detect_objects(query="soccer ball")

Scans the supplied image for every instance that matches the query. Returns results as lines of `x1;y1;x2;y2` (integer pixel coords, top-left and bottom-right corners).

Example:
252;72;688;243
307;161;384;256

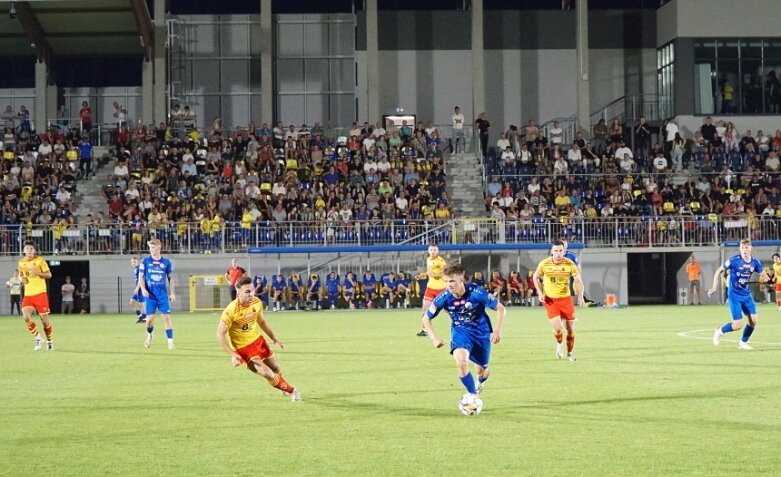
459;393;483;416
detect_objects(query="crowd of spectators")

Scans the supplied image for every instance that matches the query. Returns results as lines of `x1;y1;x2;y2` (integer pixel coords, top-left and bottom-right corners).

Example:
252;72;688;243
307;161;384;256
0;103;98;253
482;114;781;243
99;116;452;251
5;95;781;254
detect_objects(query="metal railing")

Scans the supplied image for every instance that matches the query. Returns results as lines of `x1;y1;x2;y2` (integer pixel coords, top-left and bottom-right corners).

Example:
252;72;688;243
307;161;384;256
0;215;776;256
589;94;672;128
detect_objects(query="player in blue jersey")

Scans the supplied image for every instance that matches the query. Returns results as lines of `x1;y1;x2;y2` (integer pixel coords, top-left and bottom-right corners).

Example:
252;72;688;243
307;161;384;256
395;272;412;309
270;274;287;311
325;272;340;309
252;273;269;306
343;271;357;309
138;239;176;349
362;271;377;309
288;274;305;310
380;272;397;309
129;258;147;323
421;262;507;397
307;274;321;310
708;239;770;350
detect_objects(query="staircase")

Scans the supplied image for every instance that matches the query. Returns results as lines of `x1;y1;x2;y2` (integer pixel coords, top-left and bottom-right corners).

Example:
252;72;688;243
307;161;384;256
447;152;487;218
73;146;114;217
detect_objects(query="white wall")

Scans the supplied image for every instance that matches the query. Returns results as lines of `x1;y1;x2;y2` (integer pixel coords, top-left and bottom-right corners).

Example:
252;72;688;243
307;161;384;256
672;0;781;39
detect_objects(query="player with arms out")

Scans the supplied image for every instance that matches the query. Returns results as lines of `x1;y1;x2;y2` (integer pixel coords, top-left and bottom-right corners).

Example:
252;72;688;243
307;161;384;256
129;258;147;323
18;240;53;351
139;238;176;349
708;239;770;350
421;262;506;398
217;276;301;401
533;240;585;361
417;243;446;337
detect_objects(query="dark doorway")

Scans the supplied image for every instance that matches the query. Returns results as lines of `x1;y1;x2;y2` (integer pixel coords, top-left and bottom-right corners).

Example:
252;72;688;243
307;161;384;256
628;252;691;304
48;260;90;314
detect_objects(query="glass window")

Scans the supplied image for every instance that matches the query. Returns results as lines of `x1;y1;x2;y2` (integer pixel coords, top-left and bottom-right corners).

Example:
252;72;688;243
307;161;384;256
694;40;716;60
740;39;763;59
765;63;781;113
717;40;739;59
716;60;739;114
740;60;763;113
765;39;781;58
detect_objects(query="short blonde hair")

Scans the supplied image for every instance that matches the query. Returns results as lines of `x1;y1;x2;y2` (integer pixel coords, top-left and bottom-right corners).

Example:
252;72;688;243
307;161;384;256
147;238;162;246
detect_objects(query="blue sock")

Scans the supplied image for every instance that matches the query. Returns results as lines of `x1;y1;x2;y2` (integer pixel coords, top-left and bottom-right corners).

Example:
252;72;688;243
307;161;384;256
478;371;489;384
721;323;734;334
141;314;146;320
147;326;154;334
135;310;141;318
459;372;476;394
165;329;173;339
741;325;755;342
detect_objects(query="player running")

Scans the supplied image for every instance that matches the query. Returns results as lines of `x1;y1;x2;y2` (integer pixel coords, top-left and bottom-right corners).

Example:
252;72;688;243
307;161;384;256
139;238;176;349
708;239;770;350
421;262;506;397
18;240;53;351
417;243;446;337
218;276;301;401
533;240;585;361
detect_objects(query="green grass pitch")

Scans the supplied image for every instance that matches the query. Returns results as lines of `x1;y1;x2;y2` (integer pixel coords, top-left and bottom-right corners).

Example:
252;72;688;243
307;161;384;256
2;305;781;476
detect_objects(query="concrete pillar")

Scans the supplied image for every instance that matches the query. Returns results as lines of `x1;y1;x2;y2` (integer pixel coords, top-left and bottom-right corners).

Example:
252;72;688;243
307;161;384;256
576;0;590;134
142;60;154;125
365;0;379;123
153;0;167;125
260;0;273;124
34;61;47;132
471;0;485;121
45;80;57;128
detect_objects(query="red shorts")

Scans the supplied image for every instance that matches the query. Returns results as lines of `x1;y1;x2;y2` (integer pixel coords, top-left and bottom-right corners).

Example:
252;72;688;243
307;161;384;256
235;336;273;365
424;287;445;301
775;284;781;293
22;293;50;315
543;296;575;320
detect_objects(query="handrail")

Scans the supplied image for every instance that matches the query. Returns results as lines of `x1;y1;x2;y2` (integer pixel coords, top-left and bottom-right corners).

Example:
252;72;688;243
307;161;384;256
0;215;775;256
293;220;453;276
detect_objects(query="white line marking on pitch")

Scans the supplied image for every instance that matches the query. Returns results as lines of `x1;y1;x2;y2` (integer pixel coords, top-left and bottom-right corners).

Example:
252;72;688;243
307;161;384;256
677;329;781;347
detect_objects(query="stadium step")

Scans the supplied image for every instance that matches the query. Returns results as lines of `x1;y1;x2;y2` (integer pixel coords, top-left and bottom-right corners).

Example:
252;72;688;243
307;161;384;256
73;147;115;217
447;152;487;217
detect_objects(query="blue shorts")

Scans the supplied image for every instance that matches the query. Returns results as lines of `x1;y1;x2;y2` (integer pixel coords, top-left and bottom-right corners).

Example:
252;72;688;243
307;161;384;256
145;292;171;315
344;289;354;298
449;327;491;368
131;291;145;303
728;293;756;320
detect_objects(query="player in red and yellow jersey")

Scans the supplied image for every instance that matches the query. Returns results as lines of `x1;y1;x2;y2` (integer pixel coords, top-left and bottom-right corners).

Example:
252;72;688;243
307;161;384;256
18;240;53;351
217;276;301;401
533;240;585;361
417;243;447;337
772;254;781;311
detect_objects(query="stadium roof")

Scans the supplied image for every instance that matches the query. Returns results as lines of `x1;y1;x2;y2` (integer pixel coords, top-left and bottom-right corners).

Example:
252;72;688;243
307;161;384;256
0;0;149;58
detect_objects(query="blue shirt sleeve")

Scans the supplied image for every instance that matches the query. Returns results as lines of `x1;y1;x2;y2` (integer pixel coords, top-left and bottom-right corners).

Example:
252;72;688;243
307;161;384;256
473;285;499;310
425;293;446;319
